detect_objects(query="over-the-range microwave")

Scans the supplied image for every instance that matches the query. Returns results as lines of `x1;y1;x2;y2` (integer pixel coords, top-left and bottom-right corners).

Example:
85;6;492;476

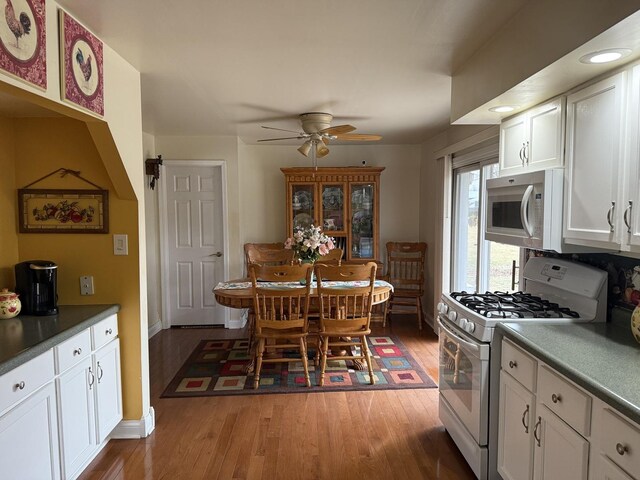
485;168;563;250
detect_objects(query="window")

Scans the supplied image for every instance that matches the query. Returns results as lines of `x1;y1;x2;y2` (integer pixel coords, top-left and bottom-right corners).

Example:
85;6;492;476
451;161;520;293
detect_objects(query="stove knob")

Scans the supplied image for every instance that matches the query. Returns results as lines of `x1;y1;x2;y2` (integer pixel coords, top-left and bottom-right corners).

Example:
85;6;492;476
465;321;476;334
437;302;448;315
448;310;457;322
459;317;468;329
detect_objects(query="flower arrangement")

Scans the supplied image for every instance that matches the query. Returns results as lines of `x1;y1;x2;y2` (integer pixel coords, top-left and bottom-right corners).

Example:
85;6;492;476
284;225;335;262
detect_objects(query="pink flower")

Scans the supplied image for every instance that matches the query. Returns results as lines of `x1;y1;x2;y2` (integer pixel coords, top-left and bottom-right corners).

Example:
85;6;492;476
319;244;329;255
327;238;334;250
284;238;293;249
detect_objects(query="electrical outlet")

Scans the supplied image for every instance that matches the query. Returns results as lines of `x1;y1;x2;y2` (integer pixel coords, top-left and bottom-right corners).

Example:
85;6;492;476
80;276;94;295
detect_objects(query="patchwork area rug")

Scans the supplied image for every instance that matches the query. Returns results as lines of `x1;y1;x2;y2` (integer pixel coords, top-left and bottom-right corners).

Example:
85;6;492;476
161;335;437;397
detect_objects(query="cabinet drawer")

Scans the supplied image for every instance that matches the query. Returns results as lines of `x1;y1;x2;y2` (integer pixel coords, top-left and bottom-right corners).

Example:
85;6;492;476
0;349;54;414
54;329;91;374
501;339;537;391
538;364;591;436
92;315;118;350
601;408;640;478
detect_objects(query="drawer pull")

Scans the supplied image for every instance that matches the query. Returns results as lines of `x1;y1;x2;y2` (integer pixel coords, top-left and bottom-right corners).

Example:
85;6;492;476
106;328;113;335
533;416;542;447
521;404;530;433
509;360;517;369
73;348;82;356
14;381;25;391
551;393;562;404
616;443;628;456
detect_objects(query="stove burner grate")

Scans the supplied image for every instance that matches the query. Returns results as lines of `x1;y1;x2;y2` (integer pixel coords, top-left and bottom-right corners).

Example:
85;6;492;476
451;291;579;319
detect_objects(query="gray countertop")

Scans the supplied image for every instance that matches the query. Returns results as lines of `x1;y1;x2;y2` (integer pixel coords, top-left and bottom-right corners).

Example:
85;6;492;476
497;321;640;424
0;304;120;376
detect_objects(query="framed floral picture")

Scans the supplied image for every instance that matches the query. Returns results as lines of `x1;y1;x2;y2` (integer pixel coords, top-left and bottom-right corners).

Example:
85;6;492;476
59;9;103;116
0;0;46;89
18;189;109;233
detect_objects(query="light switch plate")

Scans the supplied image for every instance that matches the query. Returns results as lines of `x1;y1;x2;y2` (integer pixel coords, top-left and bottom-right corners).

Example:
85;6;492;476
113;234;128;255
80;276;94;295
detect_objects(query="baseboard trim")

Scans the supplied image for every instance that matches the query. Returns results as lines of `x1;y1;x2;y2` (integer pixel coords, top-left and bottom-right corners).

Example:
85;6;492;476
111;406;156;439
148;321;162;339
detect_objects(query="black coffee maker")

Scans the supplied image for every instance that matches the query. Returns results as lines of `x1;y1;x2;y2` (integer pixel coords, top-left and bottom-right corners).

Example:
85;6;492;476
15;260;59;316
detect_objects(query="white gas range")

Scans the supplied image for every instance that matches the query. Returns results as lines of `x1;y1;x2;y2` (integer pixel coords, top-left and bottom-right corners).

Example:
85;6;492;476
436;257;608;480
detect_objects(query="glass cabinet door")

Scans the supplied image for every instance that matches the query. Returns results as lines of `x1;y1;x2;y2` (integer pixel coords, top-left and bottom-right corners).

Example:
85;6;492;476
320;183;345;234
291;184;315;231
350;183;375;259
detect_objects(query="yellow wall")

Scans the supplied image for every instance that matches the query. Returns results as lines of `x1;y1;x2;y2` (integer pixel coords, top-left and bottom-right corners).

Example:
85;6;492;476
0;118;18;288
11;117;142;418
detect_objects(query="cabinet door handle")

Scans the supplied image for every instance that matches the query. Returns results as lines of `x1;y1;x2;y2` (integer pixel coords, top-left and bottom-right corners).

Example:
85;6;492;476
616;443;628;456
521;404;530;433
97;362;104;383
14;381;25;391
607;202;616;232
551;393;561;404
524;141;530;164
624;201;633;234
509;360;518;369
519;145;525;166
533;416;542;447
88;367;95;389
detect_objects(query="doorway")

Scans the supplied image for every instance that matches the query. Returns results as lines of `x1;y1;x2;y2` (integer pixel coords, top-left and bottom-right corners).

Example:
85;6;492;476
159;161;228;327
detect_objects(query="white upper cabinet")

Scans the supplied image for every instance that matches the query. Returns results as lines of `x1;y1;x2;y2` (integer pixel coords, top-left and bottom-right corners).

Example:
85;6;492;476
624;64;640;252
499;97;565;176
563;71;627;250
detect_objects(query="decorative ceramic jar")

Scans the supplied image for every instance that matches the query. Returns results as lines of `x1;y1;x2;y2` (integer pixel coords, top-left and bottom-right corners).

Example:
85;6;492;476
631;305;640;344
0;288;21;319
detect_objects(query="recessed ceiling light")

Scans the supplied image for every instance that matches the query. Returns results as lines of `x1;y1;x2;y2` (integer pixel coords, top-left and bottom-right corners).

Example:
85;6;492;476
489;105;517;113
579;48;632;64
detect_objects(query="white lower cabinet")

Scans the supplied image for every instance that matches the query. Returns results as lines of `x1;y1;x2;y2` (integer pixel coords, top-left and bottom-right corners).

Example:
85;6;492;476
0;314;122;480
57;356;97;479
498;370;536;480
94;338;123;443
0;382;60;480
534;404;590;480
498;339;591;480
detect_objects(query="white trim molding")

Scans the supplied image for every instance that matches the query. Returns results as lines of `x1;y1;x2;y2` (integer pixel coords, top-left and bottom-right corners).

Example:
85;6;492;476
148;320;162;339
111;406;156;439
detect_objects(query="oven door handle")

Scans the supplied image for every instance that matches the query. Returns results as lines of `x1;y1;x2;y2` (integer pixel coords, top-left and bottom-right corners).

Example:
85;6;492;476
437;316;480;355
520;184;534;238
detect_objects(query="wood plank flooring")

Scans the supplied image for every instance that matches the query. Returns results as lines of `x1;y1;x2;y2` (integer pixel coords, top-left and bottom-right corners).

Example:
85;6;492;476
79;316;475;480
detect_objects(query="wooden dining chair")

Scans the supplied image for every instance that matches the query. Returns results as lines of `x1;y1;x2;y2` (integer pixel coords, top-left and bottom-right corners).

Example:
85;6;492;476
315;247;343;266
249;263;313;389
244;243;294;274
384;242;427;330
314;262;377;386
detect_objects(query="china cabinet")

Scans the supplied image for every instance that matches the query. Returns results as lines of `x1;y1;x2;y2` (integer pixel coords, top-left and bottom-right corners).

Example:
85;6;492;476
282;167;384;263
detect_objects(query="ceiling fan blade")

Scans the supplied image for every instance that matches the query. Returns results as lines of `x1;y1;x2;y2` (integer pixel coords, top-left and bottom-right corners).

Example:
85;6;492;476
261;126;305;134
257;136;306;142
320;124;356;135
334;133;382;141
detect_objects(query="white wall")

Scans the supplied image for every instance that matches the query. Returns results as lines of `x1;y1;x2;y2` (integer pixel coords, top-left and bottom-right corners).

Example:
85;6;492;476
143;133;161;335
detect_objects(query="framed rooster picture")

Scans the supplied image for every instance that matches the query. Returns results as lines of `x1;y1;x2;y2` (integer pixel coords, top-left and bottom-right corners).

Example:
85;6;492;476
59;9;103;116
0;0;46;89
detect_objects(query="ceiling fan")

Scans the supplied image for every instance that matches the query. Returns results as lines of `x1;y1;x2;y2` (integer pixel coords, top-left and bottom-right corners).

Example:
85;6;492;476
257;112;382;165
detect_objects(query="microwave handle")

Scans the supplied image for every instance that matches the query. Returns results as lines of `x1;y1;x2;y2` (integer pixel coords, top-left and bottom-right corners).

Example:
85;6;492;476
520;185;534;237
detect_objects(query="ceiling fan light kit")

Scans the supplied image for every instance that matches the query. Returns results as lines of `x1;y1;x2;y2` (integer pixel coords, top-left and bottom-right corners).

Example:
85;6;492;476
257;112;382;162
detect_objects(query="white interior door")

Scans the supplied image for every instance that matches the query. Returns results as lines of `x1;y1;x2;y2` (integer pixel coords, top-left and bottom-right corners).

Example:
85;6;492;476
162;163;226;326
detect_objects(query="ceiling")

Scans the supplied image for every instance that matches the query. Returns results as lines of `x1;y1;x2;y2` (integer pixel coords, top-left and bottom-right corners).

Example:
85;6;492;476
52;0;530;145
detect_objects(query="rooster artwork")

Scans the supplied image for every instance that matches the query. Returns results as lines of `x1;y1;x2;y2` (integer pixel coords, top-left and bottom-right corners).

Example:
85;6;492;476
4;0;31;49
75;47;92;82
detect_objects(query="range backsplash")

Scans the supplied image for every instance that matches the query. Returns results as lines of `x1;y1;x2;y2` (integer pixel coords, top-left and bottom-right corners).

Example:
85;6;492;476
526;249;640;321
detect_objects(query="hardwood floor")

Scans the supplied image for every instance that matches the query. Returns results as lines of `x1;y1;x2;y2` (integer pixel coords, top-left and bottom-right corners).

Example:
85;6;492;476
79;316;475;480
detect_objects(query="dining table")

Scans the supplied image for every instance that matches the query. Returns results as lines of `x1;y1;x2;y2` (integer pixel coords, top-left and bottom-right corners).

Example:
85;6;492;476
213;278;393;372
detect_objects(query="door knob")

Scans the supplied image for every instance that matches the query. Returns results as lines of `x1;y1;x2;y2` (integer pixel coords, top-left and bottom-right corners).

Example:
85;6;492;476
209;252;223;257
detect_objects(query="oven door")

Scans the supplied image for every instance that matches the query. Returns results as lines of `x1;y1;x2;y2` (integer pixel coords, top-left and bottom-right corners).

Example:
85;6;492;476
438;315;490;446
